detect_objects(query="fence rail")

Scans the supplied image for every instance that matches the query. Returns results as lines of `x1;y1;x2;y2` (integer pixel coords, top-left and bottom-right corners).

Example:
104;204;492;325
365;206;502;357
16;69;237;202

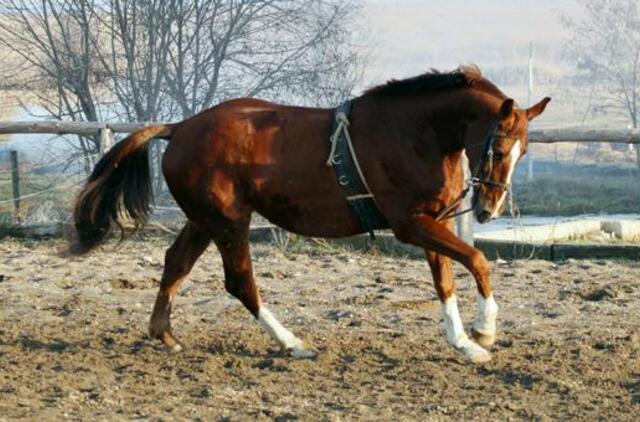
528;128;640;144
2;120;640;244
0;121;160;135
3;120;640;143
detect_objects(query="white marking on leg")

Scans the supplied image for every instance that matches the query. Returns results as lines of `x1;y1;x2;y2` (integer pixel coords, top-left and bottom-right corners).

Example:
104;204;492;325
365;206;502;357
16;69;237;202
441;295;491;363
473;294;498;346
257;307;316;358
473;294;498;334
491;140;521;218
442;295;467;347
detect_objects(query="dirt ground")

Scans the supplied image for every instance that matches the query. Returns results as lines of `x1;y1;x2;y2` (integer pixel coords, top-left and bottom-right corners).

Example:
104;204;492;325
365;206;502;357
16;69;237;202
1;234;639;421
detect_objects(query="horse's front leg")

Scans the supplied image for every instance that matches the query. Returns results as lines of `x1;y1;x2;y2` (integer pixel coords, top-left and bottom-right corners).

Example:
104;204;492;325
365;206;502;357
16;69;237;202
395;214;497;363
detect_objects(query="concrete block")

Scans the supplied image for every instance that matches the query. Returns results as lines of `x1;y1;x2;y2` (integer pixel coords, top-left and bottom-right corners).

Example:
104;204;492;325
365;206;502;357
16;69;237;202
601;220;640;241
475;220;601;243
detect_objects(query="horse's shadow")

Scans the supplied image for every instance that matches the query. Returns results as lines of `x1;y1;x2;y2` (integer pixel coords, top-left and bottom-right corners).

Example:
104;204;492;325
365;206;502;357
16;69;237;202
624;376;640;405
477;366;543;390
17;335;71;353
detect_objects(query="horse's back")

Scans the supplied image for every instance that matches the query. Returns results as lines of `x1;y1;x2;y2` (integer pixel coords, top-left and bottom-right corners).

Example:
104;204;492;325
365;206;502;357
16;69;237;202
162;98;362;236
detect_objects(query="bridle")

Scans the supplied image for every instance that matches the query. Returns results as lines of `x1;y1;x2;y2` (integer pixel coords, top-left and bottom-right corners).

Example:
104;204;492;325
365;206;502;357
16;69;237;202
435;120;520;221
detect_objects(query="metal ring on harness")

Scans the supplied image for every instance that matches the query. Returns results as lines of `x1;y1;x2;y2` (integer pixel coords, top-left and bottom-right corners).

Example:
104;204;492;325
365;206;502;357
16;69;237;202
326;100;389;238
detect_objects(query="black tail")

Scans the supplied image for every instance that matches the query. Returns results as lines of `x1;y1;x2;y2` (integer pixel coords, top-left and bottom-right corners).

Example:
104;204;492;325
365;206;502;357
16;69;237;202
70;124;173;254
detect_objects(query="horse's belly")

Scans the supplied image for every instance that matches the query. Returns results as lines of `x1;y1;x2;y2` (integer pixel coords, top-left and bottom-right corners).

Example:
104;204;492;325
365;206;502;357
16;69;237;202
252;193;362;238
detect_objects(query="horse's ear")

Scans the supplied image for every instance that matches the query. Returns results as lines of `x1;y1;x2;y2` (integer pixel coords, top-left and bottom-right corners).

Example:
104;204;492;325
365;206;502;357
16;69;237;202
498;98;515;120
526;97;551;121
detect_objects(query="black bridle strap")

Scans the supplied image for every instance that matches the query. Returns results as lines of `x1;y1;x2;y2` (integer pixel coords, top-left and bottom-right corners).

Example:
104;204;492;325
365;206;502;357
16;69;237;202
435;177;511;222
471;120;499;178
435;120;513;222
435;184;473;221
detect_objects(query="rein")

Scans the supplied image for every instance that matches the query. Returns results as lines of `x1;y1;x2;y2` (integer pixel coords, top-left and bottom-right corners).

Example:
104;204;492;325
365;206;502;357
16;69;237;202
435;122;516;222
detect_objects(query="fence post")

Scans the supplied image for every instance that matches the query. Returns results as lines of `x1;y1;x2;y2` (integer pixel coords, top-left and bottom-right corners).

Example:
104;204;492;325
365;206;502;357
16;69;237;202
149;139;166;195
525;42;535;182
456;153;474;245
99;127;114;155
9;150;21;223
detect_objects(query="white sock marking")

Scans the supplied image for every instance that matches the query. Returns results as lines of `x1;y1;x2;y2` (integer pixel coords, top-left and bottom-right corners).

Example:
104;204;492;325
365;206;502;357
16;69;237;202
441;295;491;363
473;294;498;336
441;295;468;348
258;307;301;348
257;307;315;357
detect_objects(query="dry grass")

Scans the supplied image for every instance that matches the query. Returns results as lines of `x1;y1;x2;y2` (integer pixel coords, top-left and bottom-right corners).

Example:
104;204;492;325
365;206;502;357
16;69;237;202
514;175;640;216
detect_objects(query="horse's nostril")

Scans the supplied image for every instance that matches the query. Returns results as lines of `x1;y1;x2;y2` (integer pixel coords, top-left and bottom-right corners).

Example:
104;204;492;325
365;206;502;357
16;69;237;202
476;211;492;223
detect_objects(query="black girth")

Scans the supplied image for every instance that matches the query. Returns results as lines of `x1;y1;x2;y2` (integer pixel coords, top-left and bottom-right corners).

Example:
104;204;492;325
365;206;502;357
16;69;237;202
327;101;388;239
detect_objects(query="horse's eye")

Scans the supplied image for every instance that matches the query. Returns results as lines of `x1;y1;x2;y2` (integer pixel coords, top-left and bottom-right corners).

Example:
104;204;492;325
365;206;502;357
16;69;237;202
493;151;504;161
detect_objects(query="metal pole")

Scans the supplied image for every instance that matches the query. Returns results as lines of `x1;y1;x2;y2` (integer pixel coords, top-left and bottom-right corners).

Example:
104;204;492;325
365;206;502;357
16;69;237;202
457;153;474;245
9;150;21;223
99;127;114;155
525;42;534;182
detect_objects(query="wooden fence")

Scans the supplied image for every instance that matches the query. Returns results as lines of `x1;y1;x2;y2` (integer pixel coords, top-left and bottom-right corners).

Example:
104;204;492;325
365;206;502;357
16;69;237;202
1;121;640;243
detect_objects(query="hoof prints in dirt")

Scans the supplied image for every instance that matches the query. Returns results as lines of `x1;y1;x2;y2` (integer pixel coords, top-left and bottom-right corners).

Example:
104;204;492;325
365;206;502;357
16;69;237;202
1;238;640;420
109;278;158;290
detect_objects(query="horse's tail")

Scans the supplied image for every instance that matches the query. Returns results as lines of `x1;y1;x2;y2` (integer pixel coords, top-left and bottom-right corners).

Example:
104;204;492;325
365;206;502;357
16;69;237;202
70;124;174;255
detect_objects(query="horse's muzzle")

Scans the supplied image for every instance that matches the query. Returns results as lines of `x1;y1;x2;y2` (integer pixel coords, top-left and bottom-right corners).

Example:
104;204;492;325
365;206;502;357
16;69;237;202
475;210;492;224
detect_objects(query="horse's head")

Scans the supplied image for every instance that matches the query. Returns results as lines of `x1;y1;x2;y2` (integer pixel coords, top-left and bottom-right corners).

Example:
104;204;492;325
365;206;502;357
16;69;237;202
471;96;550;223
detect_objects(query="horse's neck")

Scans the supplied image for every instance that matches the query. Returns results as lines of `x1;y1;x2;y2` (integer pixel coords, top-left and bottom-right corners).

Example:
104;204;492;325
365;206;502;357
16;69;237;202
354;89;495;152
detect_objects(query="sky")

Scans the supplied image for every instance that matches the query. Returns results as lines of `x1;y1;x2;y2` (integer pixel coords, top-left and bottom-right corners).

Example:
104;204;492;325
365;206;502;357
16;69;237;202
359;0;580;85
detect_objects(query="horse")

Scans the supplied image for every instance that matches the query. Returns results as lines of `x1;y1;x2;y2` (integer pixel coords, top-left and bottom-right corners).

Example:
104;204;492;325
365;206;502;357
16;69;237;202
70;65;550;363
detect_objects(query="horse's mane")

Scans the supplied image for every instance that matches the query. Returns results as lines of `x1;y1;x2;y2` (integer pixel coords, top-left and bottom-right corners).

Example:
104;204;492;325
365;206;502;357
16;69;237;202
362;65;504;98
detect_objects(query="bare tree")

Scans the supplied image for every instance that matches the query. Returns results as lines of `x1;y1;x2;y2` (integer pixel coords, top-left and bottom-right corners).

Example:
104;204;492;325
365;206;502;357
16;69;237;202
162;0;364;118
91;0;174;122
0;0;106;164
563;0;640;169
0;1;365;159
92;0;176;192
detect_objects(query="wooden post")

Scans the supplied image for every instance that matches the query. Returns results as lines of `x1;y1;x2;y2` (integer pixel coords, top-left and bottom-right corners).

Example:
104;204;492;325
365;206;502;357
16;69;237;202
99;127;114;155
153;140;164;194
9;150;21;223
456;153;474;245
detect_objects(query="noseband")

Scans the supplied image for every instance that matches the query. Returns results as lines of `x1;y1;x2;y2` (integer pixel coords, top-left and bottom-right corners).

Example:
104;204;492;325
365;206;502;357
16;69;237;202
436;121;519;221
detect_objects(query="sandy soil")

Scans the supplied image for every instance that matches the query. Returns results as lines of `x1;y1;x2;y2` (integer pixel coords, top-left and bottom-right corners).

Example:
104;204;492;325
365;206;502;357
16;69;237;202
1;234;639;421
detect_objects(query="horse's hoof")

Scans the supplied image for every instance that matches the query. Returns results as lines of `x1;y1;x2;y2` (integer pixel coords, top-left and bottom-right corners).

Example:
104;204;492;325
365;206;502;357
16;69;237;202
459;340;492;364
471;327;496;347
169;343;184;354
467;348;492;364
153;330;184;353
287;346;318;359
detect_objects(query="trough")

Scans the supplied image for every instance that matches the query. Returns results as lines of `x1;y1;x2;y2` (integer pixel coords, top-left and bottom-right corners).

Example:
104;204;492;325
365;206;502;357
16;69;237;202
474;219;640;243
475;220;601;243
475;219;640;260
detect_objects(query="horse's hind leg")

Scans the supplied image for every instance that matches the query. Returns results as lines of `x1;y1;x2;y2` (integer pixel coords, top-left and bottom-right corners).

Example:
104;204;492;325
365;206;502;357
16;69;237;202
211;219;316;358
149;221;211;352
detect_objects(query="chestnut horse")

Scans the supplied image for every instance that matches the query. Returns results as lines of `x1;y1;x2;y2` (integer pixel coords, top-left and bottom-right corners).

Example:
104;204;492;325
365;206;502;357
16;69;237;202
71;66;549;363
